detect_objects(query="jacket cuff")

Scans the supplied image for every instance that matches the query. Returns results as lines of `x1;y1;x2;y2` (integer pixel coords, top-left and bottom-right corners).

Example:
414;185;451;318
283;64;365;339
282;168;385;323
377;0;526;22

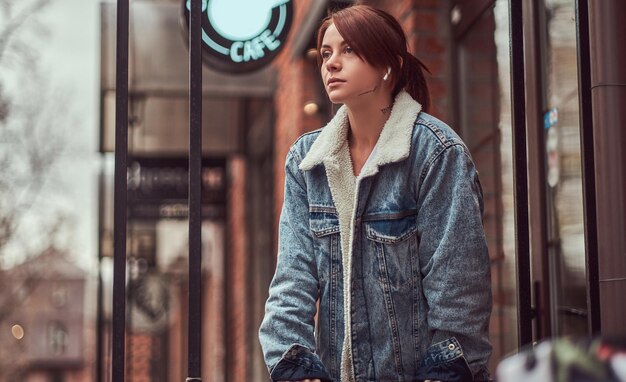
269;344;332;382
415;337;474;382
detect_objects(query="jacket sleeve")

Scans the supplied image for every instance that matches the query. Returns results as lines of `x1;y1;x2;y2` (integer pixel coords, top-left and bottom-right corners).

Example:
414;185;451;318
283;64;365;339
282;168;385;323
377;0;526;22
415;144;492;380
258;148;331;381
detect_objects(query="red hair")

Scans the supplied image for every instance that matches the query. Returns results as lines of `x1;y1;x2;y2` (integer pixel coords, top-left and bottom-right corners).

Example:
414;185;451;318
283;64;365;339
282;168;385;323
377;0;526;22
316;5;431;112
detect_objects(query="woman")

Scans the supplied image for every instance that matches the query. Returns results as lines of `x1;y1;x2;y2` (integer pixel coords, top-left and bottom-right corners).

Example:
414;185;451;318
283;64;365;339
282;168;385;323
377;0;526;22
259;5;492;382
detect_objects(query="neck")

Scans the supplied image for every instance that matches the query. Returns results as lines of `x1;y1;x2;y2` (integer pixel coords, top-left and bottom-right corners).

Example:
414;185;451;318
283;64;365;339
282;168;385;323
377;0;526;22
345;93;394;149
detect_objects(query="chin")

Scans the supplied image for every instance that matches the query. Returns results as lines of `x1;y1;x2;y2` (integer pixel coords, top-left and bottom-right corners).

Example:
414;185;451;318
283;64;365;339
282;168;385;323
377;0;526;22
328;97;343;105
326;90;351;105
326;94;344;105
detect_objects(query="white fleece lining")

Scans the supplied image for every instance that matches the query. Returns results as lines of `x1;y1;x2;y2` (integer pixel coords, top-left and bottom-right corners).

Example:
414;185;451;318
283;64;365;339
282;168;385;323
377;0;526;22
327;141;358;382
299;91;422;174
299;91;422;381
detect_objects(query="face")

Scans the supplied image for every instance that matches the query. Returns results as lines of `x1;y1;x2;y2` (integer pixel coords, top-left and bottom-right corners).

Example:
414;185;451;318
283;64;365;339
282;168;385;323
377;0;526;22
320;24;386;105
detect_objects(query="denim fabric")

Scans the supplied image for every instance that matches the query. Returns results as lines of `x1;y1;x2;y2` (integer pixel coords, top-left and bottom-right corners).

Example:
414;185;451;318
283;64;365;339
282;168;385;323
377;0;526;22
414;338;473;381
259;109;492;381
270;344;333;381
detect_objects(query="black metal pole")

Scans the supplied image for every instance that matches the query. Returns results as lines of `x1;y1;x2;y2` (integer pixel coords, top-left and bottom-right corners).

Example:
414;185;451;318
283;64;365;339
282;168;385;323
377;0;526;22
96;167;104;382
187;0;203;380
112;0;129;380
509;0;533;347
574;0;601;335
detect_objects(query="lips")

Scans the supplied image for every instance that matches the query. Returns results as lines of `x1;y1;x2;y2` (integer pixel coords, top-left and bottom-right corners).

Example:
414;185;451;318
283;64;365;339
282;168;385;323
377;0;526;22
327;77;346;86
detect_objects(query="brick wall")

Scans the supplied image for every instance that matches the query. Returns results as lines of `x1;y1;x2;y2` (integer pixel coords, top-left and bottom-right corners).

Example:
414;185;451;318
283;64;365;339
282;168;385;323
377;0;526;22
225;156;247;381
373;0;452;120
272;0;325;241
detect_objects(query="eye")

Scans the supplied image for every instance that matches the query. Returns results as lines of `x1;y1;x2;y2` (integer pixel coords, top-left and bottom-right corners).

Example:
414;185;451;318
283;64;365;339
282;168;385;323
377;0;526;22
344;46;353;54
320;50;332;60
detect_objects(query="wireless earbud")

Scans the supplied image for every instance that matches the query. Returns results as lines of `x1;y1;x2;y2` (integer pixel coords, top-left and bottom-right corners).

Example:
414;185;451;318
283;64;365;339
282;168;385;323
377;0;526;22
383;67;391;81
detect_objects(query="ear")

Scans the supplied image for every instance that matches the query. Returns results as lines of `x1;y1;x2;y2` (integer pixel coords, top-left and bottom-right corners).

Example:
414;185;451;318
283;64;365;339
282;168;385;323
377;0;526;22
383;66;391;80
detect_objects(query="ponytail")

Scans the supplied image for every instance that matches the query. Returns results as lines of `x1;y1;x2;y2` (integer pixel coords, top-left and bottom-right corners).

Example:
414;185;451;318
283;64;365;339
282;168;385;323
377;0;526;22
395;53;431;113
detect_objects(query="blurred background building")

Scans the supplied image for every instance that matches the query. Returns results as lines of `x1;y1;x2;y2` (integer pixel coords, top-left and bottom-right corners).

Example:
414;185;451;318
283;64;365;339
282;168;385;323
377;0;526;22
0;249;89;381
1;0;624;381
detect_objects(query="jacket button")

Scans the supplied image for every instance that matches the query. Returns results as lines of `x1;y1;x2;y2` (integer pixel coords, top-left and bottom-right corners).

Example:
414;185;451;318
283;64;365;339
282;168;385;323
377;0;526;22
448;343;456;351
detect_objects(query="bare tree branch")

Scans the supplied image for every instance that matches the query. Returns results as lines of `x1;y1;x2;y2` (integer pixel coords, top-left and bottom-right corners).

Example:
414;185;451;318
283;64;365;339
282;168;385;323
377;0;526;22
0;0;50;65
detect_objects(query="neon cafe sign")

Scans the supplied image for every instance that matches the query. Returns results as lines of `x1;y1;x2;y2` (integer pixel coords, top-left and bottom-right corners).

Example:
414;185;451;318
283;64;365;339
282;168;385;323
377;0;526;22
182;0;293;73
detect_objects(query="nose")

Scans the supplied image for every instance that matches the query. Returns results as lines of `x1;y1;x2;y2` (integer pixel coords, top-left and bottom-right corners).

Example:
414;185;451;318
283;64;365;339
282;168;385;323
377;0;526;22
325;53;341;73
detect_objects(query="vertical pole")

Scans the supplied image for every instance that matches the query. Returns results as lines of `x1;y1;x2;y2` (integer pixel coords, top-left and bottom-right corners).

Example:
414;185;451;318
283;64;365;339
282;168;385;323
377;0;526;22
523;0;552;340
575;0;601;335
187;0;203;380
112;0;129;380
96;167;105;382
509;0;533;347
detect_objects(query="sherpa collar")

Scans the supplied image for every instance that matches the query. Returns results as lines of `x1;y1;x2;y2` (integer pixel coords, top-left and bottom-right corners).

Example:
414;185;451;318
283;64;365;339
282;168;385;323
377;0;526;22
299;90;422;178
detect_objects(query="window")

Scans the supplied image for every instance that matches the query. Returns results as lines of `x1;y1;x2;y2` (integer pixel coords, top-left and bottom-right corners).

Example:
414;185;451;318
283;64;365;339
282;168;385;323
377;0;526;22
47;321;68;356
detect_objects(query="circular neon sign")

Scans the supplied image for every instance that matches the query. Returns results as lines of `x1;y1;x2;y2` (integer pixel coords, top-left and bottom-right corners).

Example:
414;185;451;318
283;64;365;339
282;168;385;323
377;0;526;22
182;0;293;73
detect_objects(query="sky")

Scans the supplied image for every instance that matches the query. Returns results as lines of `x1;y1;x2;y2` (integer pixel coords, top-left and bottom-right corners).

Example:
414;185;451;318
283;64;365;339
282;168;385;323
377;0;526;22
47;0;101;270
26;0;101;270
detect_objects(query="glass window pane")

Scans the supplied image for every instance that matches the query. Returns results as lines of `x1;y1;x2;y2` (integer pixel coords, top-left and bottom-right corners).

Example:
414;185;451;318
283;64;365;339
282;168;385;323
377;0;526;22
544;0;587;336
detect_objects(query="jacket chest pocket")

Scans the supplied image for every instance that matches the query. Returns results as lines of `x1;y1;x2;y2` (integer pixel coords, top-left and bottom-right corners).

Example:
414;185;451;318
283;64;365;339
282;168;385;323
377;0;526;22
309;211;341;284
364;211;419;290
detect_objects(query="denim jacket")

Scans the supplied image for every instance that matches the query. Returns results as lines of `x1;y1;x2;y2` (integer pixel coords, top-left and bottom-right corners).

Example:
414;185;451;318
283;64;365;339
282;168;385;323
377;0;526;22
259;91;492;381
